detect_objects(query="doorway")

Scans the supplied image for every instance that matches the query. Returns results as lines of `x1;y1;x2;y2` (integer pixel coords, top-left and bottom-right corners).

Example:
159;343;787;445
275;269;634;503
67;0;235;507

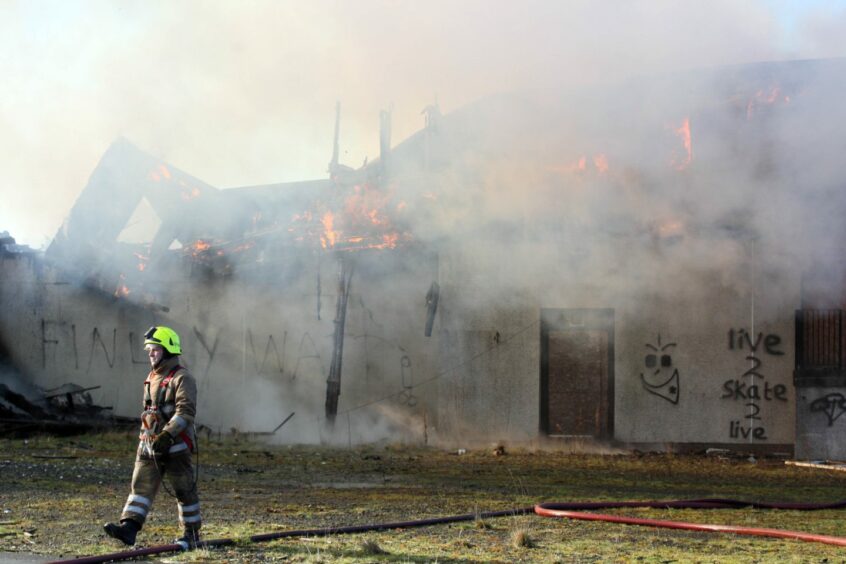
540;308;614;439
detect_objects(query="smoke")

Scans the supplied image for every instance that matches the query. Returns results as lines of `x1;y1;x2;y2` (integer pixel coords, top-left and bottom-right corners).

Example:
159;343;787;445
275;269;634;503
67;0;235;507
2;1;843;248
3;1;846;445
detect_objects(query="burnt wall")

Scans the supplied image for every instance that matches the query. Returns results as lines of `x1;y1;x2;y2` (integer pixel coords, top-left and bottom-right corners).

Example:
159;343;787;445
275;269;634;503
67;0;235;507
0;248;438;444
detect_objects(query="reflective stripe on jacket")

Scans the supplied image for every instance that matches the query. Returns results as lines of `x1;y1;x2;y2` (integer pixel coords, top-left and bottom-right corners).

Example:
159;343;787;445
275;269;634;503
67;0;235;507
140;355;197;453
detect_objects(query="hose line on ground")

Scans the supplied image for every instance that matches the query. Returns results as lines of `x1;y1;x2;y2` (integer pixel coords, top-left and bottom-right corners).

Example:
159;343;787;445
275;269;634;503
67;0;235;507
46;498;846;564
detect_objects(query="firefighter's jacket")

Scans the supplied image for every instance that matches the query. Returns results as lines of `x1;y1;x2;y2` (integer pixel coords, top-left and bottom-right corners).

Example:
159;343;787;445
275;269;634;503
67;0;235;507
140;355;197;456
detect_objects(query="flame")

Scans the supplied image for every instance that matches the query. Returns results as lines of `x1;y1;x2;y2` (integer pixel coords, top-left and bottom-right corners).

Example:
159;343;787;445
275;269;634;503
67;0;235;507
290;181;409;252
671;117;692;170
180;187;201;201
746;86;790;119
147;164;172;182
344;184;392;226
320;211;338;249
379;233;399;249
133;251;149;272
114;274;130;298
229;242;255;254
548;153;609;175
185;239;212;257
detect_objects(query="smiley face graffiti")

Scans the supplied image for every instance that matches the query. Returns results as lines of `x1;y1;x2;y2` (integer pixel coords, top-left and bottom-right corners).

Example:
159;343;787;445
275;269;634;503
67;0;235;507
640;334;680;405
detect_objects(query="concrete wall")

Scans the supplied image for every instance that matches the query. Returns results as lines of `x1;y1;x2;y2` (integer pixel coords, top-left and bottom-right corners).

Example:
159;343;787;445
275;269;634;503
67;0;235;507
614;267;796;446
0;250;438;444
795;386;846;460
0;232;805;449
433;232;799;448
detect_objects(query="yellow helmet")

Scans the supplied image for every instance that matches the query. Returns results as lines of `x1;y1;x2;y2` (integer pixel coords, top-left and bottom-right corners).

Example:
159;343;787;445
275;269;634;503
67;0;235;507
143;326;182;355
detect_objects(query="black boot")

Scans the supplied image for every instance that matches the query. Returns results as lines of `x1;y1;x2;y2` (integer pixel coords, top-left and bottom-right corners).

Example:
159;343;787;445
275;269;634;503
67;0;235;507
175;527;201;550
103;519;140;546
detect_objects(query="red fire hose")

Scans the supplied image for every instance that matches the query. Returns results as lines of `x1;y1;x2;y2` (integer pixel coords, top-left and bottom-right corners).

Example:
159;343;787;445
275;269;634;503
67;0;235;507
46;498;846;563
535;504;846;548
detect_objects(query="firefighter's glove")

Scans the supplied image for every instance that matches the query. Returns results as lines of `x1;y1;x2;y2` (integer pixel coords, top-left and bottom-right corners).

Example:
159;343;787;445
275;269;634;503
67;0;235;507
151;431;174;457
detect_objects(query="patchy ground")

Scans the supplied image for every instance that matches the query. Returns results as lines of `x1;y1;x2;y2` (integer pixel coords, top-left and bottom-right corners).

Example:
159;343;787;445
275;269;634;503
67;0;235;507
1;433;846;563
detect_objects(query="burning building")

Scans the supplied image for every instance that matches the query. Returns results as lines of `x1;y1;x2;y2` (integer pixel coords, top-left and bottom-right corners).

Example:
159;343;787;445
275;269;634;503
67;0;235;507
1;58;845;458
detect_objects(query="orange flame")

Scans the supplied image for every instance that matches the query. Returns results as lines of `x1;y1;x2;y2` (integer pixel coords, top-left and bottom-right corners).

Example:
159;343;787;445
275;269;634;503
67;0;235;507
321;211;338;249
379;233;399;249
548;153;609;175
671;117;692;170
133;251;149;272
291;181;409;252
114;274;130;298
186;240;211;257
147;164;172;182
180;187;201;201
746;86;790;119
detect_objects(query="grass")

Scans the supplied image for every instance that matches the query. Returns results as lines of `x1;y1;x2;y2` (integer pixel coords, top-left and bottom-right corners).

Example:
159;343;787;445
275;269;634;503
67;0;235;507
1;433;846;562
510;527;536;548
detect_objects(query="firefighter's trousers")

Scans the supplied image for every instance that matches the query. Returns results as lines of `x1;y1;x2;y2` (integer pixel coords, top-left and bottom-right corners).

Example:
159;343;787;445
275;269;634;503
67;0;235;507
120;448;201;532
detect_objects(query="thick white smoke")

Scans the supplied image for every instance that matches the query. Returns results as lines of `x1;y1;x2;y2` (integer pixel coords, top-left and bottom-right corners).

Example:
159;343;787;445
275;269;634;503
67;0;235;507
1;1;844;247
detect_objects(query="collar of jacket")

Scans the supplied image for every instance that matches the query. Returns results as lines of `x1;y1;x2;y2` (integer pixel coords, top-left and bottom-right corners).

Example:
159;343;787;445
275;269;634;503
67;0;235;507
152;355;181;376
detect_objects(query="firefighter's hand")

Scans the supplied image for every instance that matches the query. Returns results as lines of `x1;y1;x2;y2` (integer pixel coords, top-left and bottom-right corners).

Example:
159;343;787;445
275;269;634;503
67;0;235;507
151;431;174;457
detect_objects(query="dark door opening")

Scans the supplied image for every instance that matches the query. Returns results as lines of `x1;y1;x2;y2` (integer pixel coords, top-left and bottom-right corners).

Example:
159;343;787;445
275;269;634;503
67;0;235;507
540;308;614;439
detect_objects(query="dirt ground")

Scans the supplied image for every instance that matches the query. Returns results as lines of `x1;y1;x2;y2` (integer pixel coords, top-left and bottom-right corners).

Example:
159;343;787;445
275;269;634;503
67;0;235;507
2;432;846;563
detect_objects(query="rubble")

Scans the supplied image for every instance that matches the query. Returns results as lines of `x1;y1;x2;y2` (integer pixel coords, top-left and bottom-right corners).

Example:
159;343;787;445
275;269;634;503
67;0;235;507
0;372;135;437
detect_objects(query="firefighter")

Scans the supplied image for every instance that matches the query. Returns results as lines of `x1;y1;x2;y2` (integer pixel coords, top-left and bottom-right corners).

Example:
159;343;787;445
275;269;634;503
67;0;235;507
103;326;202;549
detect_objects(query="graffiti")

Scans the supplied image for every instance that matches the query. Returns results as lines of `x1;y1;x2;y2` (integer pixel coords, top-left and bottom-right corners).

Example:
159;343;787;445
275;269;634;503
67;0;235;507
721;379;787;401
722;328;787;441
727;328;784;355
245;329;286;377
291;332;324;381
640;334;679;404
729;419;766;439
128;332;149;364
34;319;428;399
87;327;117;369
72;324;79;369
42;320;116;371
810;393;846;426
192;326;220;379
41;319;59;369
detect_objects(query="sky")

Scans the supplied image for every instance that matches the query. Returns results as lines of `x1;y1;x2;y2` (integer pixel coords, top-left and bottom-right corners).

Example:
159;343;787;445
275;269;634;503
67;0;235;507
1;0;845;248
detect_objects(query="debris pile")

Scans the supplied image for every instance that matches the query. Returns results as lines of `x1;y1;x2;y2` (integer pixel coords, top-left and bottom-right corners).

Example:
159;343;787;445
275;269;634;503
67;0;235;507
0;372;135;437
